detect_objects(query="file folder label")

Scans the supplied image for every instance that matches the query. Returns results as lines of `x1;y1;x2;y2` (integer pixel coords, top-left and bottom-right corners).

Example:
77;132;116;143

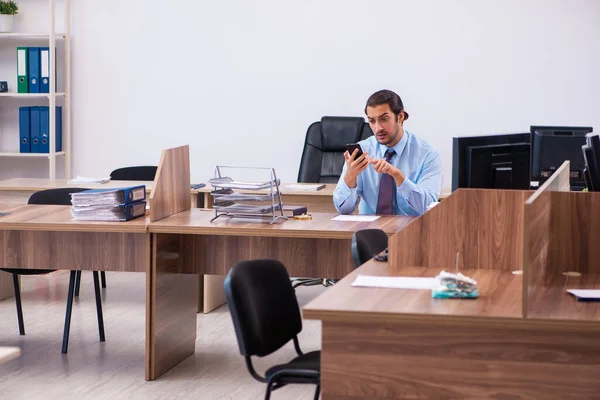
17;47;28;93
40;47;49;93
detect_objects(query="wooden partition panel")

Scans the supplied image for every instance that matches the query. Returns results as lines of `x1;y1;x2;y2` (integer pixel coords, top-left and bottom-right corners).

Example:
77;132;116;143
149;145;191;222
147;233;197;380
547;192;600;274
388;188;531;274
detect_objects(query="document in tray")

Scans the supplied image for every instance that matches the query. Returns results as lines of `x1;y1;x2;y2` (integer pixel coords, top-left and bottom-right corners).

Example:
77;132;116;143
567;289;600;301
67;175;110;184
282;184;325;191
332;215;380;222
352;275;437;289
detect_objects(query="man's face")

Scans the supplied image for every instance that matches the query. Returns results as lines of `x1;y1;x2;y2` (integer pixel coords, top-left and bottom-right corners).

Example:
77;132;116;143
366;104;403;146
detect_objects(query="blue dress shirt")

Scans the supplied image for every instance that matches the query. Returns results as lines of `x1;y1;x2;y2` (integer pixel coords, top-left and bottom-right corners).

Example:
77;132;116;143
333;130;442;216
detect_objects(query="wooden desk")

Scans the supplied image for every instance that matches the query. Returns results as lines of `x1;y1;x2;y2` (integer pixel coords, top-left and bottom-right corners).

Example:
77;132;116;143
0;178;199;302
0;178;200;207
149;210;413;279
304;261;600;399
197;183;452;212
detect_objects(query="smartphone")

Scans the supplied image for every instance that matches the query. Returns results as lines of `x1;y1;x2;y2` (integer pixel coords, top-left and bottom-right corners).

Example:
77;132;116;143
345;143;364;159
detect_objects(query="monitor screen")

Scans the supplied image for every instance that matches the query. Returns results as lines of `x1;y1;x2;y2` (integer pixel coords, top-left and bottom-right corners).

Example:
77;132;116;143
466;143;531;189
530;125;593;190
582;133;600;192
452;133;530;191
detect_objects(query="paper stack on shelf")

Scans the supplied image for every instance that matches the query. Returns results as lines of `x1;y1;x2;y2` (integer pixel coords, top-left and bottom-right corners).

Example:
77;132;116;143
70;185;146;221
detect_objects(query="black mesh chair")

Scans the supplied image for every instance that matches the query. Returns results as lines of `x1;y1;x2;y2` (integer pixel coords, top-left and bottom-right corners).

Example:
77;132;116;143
0;188;105;353
351;229;389;267
225;259;320;400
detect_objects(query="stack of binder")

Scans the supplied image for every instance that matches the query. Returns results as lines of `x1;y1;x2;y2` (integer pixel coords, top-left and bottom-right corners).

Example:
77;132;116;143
17;46;56;93
19;106;62;153
70;185;147;222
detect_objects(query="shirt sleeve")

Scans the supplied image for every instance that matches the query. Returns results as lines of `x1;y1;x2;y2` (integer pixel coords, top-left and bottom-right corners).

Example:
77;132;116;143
333;162;361;214
396;150;443;215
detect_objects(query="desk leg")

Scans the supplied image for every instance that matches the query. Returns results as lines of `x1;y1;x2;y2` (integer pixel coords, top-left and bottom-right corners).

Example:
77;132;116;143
146;233;198;381
201;275;227;313
0;270;13;301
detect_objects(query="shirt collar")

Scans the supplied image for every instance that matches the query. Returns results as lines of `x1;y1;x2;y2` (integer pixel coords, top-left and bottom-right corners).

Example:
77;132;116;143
378;129;409;157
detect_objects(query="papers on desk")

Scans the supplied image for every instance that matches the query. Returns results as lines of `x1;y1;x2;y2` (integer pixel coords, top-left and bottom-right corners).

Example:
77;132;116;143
352;275;437;289
567;289;600;301
332;215;380;222
282;184;325;191
67;175;110;184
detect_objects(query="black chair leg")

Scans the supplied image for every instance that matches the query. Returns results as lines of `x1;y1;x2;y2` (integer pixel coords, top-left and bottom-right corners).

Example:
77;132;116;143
62;271;77;353
264;381;273;400
313;383;320;400
100;271;107;288
93;271;106;342
74;270;81;296
12;273;25;335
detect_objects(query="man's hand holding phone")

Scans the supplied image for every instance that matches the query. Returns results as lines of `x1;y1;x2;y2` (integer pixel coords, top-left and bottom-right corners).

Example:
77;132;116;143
343;144;369;188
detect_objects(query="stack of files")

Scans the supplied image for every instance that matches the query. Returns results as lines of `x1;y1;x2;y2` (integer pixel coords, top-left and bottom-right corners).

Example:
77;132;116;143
17;46;56;94
19;106;62;153
70;185;147;222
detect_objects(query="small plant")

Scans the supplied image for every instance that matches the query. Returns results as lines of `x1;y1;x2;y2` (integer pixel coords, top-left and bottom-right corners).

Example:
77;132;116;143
0;1;18;15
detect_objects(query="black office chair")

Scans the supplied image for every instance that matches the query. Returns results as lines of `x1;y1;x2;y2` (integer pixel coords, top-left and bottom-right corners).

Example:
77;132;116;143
351;229;389;267
0;188;105;353
294;117;373;288
225;259;320;400
297;116;373;183
109;165;157;181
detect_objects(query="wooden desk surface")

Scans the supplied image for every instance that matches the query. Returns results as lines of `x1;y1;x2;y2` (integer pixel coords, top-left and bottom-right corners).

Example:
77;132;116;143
148;209;414;239
0;204;148;233
528;273;600;322
304;260;523;324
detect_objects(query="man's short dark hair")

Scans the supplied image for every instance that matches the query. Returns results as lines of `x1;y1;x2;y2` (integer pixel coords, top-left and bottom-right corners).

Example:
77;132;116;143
365;89;409;120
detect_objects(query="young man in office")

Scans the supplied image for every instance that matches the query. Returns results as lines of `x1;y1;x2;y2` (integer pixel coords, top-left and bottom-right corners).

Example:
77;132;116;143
333;89;442;216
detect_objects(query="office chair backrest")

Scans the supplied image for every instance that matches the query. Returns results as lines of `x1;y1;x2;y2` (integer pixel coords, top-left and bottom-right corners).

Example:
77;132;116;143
224;259;302;357
351;229;389;267
28;187;89;205
110;166;157;181
298;116;373;183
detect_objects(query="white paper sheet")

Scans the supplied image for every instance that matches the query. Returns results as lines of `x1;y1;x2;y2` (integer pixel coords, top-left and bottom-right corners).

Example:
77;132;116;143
351;275;437;289
282;184;325;191
567;289;600;300
332;215;380;222
67;175;110;184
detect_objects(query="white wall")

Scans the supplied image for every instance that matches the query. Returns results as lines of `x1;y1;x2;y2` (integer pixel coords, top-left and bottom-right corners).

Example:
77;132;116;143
2;0;600;187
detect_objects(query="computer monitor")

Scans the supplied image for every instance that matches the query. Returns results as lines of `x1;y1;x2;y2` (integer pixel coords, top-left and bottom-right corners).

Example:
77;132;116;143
530;125;593;190
582;133;600;192
452;133;531;191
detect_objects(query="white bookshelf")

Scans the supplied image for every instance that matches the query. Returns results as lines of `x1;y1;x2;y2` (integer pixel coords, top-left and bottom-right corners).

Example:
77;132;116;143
0;0;71;179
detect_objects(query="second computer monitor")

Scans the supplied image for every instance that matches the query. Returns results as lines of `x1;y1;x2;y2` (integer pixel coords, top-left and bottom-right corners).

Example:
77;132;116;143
452;133;531;191
530;125;593;190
